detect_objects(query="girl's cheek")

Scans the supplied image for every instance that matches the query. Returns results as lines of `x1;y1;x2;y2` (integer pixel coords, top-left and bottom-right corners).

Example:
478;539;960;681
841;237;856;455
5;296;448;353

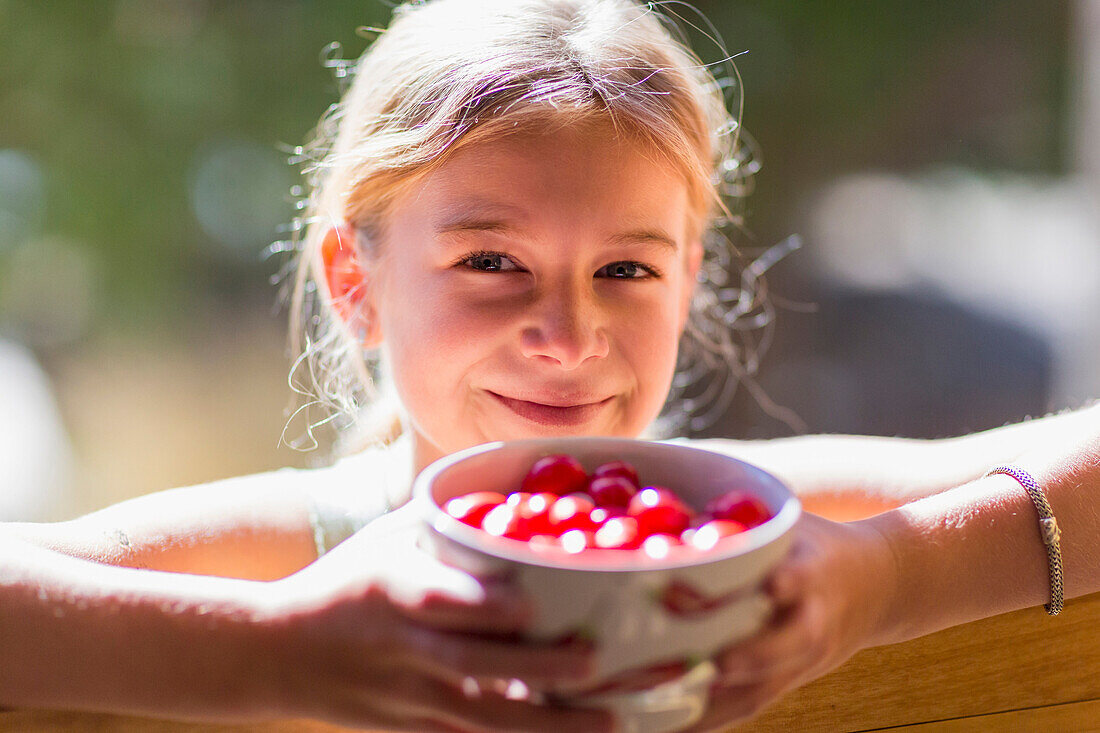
441;300;523;339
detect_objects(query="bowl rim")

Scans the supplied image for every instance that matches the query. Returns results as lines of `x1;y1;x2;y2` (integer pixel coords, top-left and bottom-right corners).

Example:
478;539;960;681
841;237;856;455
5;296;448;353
413;437;802;572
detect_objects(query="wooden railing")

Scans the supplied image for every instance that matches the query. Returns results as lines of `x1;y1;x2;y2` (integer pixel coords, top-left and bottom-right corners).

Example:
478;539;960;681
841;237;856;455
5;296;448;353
6;592;1100;732
741;591;1100;731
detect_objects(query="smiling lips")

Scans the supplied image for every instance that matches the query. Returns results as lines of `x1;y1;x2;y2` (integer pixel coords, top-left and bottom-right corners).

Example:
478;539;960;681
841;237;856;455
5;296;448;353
488;390;613;427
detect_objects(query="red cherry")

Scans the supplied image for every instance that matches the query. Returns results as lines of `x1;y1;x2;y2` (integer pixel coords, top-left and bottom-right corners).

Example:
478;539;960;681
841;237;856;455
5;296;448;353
588;476;638;509
444;491;507;527
628;487;692;537
641;533;681;559
528;492;557;510
589;507;616;527
688;511;713;530
481;503;528;540
689;519;748;551
463;457;766;559
592;460;640;488
528;534;559;550
594;516;642;549
559;529;596;554
515;492;557;535
481;493;555;540
548;495;598;534
705;490;771;528
522;454;588;495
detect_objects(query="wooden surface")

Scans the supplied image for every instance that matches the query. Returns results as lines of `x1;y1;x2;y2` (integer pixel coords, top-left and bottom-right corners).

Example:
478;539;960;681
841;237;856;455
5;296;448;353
738;591;1100;731
862;699;1100;732
7;592;1100;732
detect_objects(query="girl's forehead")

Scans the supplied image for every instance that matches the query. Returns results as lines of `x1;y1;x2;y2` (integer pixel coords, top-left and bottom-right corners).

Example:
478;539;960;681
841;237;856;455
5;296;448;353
418;126;692;214
375;128;698;268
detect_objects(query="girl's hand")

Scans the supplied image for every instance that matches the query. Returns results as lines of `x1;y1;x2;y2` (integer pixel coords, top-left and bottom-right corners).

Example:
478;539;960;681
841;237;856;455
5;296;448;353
261;506;612;733
687;513;897;731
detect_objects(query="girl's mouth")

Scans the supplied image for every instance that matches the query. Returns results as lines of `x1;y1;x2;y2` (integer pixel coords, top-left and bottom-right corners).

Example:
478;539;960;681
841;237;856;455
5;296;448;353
487;391;613;428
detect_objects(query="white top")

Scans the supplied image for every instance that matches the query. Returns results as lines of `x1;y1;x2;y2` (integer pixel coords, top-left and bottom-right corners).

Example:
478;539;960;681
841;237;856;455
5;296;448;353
305;432;415;556
304;433;694;557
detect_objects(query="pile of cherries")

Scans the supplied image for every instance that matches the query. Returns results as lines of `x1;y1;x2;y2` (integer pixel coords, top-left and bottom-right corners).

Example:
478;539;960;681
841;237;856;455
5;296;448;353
443;453;772;558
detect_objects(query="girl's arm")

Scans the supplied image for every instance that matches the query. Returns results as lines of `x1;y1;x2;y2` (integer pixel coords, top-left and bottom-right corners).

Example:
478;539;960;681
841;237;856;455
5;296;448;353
689;411;1100;729
0;510;608;730
0;529;284;719
2;469;325;580
869;428;1100;643
690;401;1100;519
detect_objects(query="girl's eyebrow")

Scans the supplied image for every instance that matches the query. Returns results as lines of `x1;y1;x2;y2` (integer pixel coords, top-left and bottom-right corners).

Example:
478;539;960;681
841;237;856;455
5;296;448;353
436;217;516;236
607;229;679;252
437;222;679;254
433;199;679;252
433;199;527;236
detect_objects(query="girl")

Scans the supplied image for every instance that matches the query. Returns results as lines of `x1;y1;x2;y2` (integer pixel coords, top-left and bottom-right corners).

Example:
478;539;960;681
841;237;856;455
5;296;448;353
3;1;1099;731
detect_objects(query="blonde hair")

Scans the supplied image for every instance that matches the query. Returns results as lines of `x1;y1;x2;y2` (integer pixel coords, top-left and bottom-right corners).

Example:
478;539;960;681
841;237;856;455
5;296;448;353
280;0;761;458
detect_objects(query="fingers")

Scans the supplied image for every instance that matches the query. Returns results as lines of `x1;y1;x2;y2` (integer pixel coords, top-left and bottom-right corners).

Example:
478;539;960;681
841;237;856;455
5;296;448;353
419;678;614;733
397;582;533;634
395;623;595;687
335;667;615;733
715;596;825;685
764;558;808;606
370;525;533;634
714;555;823;686
377;528;490;604
684;677;794;733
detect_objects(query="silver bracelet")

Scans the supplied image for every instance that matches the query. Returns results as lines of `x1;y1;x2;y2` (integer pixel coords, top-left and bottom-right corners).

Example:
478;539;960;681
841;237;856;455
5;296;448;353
984;465;1064;615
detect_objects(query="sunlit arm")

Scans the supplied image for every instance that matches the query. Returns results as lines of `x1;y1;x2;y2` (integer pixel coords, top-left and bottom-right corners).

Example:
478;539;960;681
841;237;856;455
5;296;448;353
0;469;320;712
2;470;322;580
689;413;1100;729
868;424;1100;645
0;530;283;720
0;510;607;730
691;401;1100;520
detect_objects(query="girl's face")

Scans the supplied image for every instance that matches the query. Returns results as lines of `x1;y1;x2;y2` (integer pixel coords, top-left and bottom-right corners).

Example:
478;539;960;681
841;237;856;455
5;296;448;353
351;125;702;472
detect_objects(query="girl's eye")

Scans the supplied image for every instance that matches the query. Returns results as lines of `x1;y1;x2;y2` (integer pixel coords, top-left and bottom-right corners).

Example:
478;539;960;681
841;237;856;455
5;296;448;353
454;252;658;279
596;261;659;279
458;251;522;273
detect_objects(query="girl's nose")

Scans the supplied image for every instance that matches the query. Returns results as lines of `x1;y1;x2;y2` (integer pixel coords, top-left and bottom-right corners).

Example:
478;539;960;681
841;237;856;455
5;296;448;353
520;285;609;370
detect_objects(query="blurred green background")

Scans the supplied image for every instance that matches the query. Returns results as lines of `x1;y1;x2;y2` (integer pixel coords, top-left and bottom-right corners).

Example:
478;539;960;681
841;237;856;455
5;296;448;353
0;0;1090;519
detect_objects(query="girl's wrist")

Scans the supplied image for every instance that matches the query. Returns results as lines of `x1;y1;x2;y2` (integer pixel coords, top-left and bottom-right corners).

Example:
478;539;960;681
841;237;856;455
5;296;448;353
100;573;287;723
860;503;964;648
852;513;907;649
246;576;325;721
186;579;291;721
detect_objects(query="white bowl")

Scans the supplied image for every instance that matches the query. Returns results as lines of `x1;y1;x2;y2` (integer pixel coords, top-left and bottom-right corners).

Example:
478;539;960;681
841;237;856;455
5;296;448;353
413;437;800;732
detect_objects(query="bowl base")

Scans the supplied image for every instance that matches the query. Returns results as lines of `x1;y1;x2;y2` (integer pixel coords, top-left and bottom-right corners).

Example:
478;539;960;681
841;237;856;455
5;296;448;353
563;660;717;733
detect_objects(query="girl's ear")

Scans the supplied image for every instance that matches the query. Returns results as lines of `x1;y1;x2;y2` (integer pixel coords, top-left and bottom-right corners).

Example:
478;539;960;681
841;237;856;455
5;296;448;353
320;225;383;348
679;238;704;330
